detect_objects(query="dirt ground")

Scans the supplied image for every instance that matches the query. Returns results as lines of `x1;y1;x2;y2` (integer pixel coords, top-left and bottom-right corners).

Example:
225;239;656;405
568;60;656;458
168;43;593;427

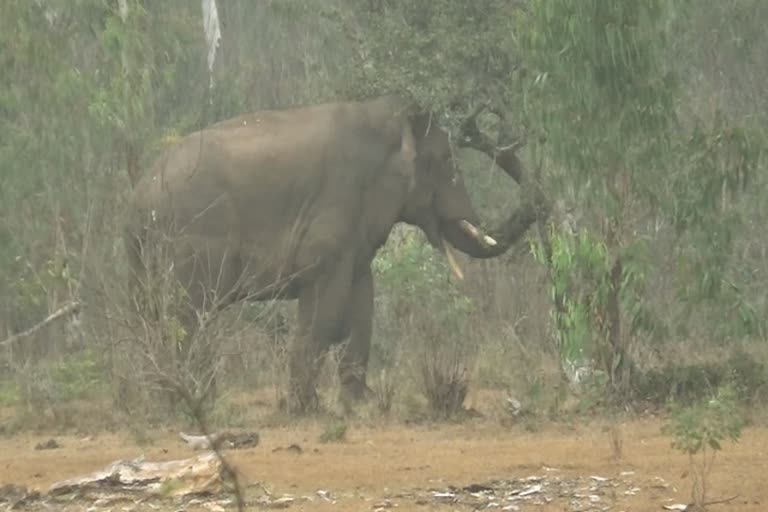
0;412;766;511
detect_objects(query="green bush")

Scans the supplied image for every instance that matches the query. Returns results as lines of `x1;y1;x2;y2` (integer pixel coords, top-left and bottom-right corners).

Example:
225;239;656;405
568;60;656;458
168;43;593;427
50;349;105;402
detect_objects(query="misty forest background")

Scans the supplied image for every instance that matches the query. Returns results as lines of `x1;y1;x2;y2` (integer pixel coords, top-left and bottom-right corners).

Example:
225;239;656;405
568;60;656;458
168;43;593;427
1;0;766;431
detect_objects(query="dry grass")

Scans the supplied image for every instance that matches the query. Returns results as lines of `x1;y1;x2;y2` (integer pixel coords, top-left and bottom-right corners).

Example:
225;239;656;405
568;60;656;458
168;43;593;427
416;339;472;419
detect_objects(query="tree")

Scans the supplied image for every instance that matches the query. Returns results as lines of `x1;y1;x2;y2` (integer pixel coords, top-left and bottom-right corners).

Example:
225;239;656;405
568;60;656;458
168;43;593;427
339;0;765;401
520;0;763;397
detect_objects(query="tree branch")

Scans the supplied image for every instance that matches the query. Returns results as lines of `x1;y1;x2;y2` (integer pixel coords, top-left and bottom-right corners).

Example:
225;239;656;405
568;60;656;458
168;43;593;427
457;105;526;183
458;103;497;155
0;301;81;346
455;105;551;253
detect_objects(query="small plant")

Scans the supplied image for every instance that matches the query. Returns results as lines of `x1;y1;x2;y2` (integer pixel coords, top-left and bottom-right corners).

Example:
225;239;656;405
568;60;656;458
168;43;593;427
372;368;395;415
318;420;348;443
663;384;744;510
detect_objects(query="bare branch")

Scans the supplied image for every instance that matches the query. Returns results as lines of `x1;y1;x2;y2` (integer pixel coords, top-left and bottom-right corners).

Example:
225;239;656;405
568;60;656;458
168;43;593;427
457;105;527;183
0;302;81;347
458;103;497;155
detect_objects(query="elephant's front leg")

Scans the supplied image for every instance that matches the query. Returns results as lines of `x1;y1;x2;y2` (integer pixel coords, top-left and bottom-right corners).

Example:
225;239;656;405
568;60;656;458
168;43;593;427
288;256;355;414
338;266;373;405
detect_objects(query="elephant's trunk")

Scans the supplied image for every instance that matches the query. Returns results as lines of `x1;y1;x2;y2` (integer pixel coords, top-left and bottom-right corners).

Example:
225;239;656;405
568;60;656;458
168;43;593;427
444;136;549;261
440;202;538;261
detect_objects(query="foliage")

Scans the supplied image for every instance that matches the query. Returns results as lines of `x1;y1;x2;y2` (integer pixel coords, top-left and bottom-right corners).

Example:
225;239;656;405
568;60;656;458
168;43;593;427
516;0;678;397
532;227;657;380
50;349;105;401
343;0;522;117
666;383;743;456
373;231;475;327
0;0;767;428
667;115;765;340
520;0;679;189
520;0;765;400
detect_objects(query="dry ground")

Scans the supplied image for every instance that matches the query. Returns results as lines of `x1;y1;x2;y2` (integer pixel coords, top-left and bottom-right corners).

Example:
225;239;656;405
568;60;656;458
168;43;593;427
0;411;766;511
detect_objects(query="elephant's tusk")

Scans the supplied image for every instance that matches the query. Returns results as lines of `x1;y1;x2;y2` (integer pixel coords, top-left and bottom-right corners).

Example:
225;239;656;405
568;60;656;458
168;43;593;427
459;219;480;237
459;220;498;248
441;240;464;280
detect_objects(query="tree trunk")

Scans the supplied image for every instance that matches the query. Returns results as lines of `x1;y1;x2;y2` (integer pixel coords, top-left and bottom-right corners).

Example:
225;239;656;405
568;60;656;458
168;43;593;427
605;256;629;396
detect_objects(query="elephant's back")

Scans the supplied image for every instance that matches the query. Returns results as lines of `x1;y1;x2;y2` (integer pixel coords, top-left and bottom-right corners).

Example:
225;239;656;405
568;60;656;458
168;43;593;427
128;132;242;242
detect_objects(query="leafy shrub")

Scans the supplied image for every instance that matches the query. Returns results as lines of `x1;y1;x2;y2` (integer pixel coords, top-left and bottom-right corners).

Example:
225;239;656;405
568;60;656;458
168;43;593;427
318;420;348;443
51;349;104;401
373;227;476;325
373;228;477;419
633;349;767;406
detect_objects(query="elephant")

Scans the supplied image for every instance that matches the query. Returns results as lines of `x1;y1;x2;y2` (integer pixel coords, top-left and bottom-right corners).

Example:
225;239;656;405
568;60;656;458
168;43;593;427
124;95;538;413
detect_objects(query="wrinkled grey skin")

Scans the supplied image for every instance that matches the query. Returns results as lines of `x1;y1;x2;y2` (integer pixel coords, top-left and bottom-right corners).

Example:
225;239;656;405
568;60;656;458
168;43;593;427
125;96;528;413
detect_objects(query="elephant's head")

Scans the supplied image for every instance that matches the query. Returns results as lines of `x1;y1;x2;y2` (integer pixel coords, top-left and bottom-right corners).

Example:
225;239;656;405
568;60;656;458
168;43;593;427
397;110;524;279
